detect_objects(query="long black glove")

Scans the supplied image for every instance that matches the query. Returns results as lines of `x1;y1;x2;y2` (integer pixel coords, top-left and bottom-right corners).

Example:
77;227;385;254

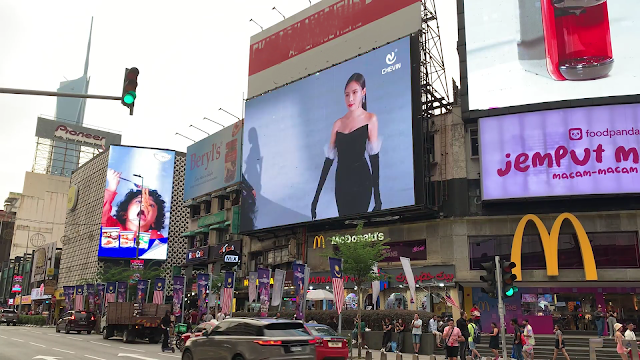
311;158;334;220
369;153;382;210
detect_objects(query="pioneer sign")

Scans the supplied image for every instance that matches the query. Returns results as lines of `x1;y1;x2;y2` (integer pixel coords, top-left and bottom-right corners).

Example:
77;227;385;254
35;117;121;150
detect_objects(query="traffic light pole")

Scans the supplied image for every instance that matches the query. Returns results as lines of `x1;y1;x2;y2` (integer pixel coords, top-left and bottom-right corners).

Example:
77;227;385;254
0;87;123;100
495;255;508;360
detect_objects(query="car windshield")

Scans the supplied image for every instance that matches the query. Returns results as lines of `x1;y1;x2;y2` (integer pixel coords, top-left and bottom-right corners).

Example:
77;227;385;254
308;325;337;336
262;322;310;337
2;309;17;314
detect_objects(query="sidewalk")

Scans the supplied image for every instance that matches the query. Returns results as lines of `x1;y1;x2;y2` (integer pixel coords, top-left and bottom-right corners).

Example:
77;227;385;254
348;350;448;360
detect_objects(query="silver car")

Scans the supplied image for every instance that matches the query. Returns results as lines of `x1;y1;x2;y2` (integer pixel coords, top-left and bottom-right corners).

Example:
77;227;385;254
182;318;316;360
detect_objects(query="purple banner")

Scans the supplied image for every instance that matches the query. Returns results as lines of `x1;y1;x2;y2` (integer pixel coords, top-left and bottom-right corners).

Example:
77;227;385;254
172;276;185;317
86;284;95;312
196;273;209;316
63;286;74;312
292;264;305;320
137;280;149;304
257;268;271;317
116;282;127;302
480;103;640;200
96;283;105;314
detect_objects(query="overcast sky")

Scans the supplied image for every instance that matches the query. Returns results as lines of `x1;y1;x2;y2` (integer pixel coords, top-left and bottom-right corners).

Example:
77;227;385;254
0;0;459;199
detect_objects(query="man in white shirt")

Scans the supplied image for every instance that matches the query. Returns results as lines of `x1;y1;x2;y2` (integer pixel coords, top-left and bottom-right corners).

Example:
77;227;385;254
428;315;442;347
411;314;423;355
625;322;637;341
216;311;226;322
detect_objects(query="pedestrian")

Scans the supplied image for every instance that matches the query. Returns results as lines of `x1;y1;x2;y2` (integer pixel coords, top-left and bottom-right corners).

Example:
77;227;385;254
457;311;470;360
395;318;405;353
275;312;281;319
160;310;173;351
595;304;605;337
467;318;481;360
189;309;198;327
352;316;368;349
488;322;500;360
609;311;618;338
411;313;423;355
382;317;393;352
552;323;571;360
327;315;338;331
471;303;482;330
204;310;213;322
216;310;226;322
522;318;535;360
429;314;442;347
443;318;463;360
511;318;524;360
615;323;629;360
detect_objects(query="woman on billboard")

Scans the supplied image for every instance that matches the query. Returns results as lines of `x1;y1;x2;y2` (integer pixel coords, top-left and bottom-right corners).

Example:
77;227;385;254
311;73;382;219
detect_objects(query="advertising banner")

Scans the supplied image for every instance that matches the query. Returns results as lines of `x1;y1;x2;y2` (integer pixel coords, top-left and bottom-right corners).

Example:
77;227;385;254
271;269;285;307
75;285;84;311
153;278;165;304
242;36;415;231
105;282;116;304
172;276;185;318
99;146;176;259
462;0;640;111
248;272;258;303
196;274;209;315
116;282;127;302
184;120;243;200
480;103;640;200
329;258;345;314
31;242;56;283
86;284;95;312
35;117;122;149
96;283;105;314
221;271;235;315
257;268;271;317
293;264;306;321
137;280;149;304
63;286;74;312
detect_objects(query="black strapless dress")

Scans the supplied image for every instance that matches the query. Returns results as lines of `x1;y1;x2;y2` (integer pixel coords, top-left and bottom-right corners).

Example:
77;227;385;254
335;124;372;216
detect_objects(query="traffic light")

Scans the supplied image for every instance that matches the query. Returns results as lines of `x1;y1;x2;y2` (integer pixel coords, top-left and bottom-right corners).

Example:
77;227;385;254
501;260;518;297
121;67;139;115
480;260;498;298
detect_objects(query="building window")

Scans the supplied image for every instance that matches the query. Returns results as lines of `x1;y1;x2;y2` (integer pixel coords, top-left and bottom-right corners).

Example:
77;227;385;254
469;232;640;270
469;128;479;158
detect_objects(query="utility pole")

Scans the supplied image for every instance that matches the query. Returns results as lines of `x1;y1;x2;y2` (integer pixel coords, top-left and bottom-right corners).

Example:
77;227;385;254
0;87;123;101
495;255;508;360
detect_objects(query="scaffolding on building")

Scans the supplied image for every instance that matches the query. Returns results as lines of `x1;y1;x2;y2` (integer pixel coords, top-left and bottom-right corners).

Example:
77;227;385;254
420;0;452;208
32;136;102;177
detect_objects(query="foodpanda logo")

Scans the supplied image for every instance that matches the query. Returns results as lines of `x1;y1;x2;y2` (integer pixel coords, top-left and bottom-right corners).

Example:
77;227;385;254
382;50;401;75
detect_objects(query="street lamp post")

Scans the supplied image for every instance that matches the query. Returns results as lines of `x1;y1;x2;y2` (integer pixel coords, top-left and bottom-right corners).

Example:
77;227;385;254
133;174;144;260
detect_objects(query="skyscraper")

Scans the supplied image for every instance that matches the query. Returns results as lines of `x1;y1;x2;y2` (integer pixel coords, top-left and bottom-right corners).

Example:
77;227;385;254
50;18;92;177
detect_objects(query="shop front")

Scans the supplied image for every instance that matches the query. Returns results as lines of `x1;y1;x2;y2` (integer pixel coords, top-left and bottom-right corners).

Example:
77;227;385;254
241;270;295;313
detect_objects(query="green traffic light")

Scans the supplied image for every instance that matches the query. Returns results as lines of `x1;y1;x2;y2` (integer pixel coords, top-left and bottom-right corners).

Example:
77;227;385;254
505;288;514;297
123;91;136;105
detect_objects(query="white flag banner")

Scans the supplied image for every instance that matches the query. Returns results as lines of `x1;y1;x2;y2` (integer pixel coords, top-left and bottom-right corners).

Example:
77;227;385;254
271;269;286;306
372;264;380;310
248;272;258;303
400;257;416;306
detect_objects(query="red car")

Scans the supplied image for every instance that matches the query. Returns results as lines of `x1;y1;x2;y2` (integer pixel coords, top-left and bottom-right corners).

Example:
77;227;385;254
305;323;348;360
177;320;217;352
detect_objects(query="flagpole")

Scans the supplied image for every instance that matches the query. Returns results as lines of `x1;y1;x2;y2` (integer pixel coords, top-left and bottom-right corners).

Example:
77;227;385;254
146;280;150;304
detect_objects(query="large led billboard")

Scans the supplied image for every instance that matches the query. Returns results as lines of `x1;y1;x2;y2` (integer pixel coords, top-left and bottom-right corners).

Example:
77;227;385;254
99;146;176;259
241;36;416;232
480;103;640;201
463;0;640;112
184;120;243;200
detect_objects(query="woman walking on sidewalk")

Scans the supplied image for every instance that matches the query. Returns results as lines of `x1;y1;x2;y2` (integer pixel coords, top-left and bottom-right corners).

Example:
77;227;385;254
615;323;629;360
552;324;571;360
488;322;500;360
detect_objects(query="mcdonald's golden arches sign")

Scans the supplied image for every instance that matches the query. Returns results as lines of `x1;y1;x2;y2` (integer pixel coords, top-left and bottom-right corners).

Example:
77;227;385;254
511;213;597;281
313;235;325;249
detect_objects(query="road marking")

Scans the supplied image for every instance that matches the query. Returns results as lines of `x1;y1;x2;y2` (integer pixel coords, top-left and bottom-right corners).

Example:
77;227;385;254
47;333;61;337
33;356;62;360
120;346;145;352
11;338;24;342
0;335;7;338
68;337;85;341
90;340;111;346
84;356;106;360
117;354;158;360
157;353;180;358
32;331;42;334
29;342;46;347
52;348;75;354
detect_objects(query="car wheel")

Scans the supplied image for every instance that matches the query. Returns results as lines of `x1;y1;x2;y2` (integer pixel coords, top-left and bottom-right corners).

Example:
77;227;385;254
56;326;60;333
182;350;194;360
123;328;134;343
103;329;110;339
65;325;70;334
87;330;92;335
232;355;244;360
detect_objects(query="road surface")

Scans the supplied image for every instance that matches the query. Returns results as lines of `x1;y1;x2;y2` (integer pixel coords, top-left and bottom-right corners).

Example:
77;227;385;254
0;326;180;360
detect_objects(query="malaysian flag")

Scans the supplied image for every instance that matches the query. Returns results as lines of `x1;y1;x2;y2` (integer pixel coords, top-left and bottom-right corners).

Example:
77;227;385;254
74;285;85;311
444;291;460;309
105;282;116;303
221;271;235;315
329;257;345;314
153;278;165;304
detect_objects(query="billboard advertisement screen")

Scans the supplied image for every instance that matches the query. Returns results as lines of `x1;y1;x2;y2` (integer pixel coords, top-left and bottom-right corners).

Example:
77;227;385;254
99;146;176;259
480;103;640;201
241;36;415;232
463;0;640;111
184;120;243;200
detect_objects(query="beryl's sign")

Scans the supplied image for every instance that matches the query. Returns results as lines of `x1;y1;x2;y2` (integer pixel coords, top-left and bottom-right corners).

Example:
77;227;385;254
480;103;640;200
184;120;243;200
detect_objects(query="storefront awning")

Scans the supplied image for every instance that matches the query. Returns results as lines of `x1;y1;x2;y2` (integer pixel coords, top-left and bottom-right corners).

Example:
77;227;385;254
224;221;231;226
195;228;209;234
209;223;226;230
181;231;196;237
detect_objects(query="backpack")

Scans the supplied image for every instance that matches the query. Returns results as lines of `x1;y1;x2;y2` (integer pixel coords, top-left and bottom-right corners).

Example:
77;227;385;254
471;323;482;344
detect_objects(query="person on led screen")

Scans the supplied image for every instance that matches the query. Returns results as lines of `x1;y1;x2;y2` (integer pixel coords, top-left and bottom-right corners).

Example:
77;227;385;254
102;169;167;243
311;73;382;219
